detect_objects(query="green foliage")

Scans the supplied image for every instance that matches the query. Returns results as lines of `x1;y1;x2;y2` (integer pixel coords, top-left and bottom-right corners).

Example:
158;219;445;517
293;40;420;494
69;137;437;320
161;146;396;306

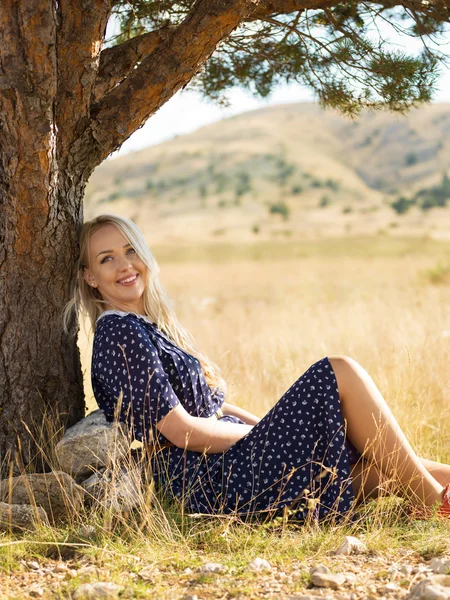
423;261;450;285
391;172;450;213
405;152;418;166
111;1;449;114
391;196;415;215
235;171;252;197
291;185;303;195
269;201;290;220
319;195;331;208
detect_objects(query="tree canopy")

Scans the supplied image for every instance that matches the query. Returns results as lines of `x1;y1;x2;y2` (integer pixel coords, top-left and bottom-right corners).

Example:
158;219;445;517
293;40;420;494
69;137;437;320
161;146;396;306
110;0;449;119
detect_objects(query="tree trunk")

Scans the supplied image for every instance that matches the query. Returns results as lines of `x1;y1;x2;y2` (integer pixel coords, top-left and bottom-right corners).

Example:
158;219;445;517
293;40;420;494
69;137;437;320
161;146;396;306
0;168;86;474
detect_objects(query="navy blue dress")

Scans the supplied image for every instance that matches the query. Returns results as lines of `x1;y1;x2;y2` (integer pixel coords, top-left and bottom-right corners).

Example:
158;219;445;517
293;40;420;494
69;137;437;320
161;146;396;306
92;311;356;521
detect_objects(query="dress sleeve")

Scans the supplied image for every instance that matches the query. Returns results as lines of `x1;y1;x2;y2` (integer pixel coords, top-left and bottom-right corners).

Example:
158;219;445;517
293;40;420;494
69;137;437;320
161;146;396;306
93;317;180;443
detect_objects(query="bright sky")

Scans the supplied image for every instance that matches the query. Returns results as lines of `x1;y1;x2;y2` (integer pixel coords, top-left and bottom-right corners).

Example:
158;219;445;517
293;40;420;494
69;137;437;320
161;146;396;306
113;29;450;158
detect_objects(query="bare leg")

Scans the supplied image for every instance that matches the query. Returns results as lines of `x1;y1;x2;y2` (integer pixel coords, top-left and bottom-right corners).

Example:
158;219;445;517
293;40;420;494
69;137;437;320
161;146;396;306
421;458;450;487
329;356;444;507
351;458;450;502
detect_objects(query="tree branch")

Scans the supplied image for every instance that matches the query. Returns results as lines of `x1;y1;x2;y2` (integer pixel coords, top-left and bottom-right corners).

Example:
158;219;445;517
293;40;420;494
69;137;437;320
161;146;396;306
93;26;172;102
55;0;112;159
75;0;262;172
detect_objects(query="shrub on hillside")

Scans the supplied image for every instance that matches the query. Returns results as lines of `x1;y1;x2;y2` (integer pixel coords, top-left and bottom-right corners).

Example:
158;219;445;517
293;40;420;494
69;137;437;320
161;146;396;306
269;201;290;220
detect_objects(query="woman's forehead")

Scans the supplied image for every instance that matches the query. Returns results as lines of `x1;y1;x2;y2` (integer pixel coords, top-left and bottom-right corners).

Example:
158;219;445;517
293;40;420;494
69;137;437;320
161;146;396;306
89;224;128;251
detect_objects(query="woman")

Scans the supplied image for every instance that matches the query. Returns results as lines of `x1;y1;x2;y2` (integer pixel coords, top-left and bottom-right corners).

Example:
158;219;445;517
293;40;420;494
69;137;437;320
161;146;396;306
66;214;450;522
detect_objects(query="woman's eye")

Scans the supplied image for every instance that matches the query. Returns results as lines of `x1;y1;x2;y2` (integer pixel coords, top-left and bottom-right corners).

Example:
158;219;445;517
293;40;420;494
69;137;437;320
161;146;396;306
100;256;112;264
127;248;136;255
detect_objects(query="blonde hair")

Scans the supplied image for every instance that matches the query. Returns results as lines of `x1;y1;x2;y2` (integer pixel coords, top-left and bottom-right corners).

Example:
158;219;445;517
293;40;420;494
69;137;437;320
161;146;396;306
64;214;225;392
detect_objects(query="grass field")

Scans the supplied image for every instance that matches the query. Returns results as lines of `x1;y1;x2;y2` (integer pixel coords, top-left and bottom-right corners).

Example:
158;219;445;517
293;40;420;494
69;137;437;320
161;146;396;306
2;235;450;599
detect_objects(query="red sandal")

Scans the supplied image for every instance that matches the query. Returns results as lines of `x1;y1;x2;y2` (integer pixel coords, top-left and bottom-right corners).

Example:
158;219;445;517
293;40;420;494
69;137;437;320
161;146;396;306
437;484;450;518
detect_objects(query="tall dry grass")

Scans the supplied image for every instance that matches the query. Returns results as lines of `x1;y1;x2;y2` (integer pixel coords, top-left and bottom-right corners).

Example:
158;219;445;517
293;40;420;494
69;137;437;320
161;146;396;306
80;243;450;464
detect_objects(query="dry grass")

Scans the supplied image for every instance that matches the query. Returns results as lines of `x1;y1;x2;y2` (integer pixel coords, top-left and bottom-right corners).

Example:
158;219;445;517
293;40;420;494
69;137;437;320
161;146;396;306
81;237;450;463
3;235;448;599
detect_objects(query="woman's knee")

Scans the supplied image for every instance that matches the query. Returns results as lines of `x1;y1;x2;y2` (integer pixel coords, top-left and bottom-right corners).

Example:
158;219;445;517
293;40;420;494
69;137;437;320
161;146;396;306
328;355;361;397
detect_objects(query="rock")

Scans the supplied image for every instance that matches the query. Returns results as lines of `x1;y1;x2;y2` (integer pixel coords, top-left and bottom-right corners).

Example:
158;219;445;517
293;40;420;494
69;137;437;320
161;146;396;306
27;561;41;570
334;535;367;556
408;575;450;600
0;501;49;531
198;562;226;574
77;525;96;539
72;582;122;599
183;567;193;575
310;564;331;575
55;409;130;479
400;565;414;577
310;566;346;590
0;472;84;524
53;563;68;573
29;588;44;597
182;596;198;600
82;466;145;513
248;557;272;571
383;582;400;594
429;558;450;575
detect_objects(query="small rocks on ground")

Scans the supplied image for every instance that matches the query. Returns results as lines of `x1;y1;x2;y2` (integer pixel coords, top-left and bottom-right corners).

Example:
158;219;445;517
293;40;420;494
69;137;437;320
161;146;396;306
310;565;346;590
198;562;226;574
334;535;367;556
182;596;199;600
72;581;122;600
248;557;272;572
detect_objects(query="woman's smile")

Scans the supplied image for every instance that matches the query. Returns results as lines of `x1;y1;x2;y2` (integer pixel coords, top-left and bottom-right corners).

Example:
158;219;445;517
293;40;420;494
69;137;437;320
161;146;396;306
116;273;139;286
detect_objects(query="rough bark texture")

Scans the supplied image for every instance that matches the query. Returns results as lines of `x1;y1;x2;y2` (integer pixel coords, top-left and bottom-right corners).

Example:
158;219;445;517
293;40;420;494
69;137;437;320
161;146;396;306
0;0;111;472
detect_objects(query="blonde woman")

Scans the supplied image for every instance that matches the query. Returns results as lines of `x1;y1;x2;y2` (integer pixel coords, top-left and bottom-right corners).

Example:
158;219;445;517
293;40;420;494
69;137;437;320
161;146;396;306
68;214;450;521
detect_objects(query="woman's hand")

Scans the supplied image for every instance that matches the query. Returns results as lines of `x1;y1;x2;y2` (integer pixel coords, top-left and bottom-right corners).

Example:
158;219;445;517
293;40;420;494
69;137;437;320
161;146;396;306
156;404;253;454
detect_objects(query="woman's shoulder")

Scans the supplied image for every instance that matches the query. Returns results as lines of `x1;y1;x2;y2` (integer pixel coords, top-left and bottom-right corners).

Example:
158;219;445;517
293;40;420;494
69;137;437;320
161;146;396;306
94;310;153;341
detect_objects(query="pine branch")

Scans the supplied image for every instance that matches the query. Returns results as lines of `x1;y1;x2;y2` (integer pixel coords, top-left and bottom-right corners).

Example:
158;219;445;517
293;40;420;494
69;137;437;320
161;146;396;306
76;0;261;171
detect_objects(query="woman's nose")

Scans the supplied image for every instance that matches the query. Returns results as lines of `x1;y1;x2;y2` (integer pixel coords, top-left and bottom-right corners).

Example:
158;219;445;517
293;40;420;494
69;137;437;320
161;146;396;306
117;254;133;270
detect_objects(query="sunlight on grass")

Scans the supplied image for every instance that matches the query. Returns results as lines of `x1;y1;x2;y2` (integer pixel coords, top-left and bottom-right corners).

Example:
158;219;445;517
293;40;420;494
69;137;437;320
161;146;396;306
3;235;449;599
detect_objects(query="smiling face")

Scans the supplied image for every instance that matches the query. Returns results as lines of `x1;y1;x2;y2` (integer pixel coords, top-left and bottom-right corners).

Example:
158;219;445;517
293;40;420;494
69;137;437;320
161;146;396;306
83;224;148;314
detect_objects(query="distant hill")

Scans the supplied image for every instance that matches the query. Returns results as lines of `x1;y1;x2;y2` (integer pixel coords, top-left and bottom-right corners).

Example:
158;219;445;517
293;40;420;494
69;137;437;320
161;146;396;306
85;102;450;241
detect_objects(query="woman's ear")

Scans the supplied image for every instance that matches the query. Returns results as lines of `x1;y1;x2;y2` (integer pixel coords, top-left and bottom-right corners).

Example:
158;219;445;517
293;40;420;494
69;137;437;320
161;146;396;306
83;269;97;288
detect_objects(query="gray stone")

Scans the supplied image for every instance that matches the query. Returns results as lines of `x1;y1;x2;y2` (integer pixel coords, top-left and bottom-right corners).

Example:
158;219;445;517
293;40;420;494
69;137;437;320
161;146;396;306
198;562;226;574
248;557;272;571
334;535;367;556
82;465;146;513
0;471;84;524
408;575;450;600
310;566;346;590
72;582;122;599
55;410;129;479
430;559;450;575
0;501;49;531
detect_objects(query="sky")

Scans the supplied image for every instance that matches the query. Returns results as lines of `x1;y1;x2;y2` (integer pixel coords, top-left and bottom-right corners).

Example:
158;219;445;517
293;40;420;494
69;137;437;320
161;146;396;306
112;28;450;158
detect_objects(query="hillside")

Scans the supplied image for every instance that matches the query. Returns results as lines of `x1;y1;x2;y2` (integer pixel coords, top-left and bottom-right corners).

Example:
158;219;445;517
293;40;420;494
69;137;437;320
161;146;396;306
85;102;450;242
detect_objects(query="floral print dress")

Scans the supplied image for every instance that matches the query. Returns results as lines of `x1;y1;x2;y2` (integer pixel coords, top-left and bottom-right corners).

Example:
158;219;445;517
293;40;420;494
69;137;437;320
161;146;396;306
92;311;356;521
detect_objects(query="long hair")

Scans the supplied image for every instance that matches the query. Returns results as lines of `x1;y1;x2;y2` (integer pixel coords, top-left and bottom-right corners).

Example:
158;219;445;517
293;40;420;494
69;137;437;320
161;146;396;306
64;214;225;392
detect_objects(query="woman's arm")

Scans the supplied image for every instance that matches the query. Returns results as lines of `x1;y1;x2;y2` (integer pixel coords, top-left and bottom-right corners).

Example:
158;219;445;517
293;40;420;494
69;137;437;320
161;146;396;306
157;405;253;454
221;402;261;426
